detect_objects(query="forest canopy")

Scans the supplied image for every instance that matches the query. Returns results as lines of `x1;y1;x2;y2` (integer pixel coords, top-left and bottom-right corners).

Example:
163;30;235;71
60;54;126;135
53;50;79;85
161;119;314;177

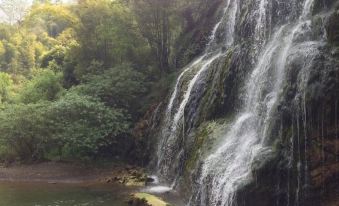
0;0;217;163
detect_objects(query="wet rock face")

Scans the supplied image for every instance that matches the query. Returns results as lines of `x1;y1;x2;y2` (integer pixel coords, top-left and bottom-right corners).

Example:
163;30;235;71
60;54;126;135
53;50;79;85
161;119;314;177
237;27;339;206
174;0;224;68
225;43;339;205
149;0;339;205
326;7;339;46
313;0;338;14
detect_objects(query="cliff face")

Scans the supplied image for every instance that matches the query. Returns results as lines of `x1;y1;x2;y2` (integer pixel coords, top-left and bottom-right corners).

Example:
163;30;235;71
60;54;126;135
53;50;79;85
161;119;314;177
148;0;339;205
306;8;339;205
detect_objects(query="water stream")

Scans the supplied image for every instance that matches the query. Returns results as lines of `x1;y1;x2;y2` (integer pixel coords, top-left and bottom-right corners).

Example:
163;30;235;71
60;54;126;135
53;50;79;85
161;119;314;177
154;0;238;185
190;0;320;205
152;0;337;205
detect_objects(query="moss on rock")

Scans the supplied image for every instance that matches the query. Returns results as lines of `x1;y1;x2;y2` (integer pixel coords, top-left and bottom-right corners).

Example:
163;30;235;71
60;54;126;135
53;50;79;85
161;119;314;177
103;166;147;186
129;193;170;206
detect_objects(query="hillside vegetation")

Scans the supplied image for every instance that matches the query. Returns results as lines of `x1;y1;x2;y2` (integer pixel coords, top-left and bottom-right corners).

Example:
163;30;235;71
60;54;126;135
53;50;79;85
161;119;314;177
0;0;216;164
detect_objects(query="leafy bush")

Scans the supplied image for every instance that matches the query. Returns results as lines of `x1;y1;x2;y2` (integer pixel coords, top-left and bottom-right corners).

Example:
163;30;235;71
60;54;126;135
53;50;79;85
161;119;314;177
73;64;148;116
40;46;66;69
0;102;50;161
0;72;13;103
18;69;64;104
47;92;130;158
0;92;129;162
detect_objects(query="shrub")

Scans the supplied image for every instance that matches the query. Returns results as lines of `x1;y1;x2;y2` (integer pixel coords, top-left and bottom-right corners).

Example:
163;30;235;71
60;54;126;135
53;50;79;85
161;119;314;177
0;92;129;162
18;69;64;104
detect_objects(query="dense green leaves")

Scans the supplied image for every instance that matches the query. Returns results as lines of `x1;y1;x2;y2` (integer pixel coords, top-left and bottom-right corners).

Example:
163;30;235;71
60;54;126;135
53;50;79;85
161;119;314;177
40;46;66;69
71;0;151;72
24;4;79;38
47;92;129;158
0;0;192;163
0;102;51;161
0;30;45;75
0;72;13;103
0;93;129;161
18;70;64;104
74;64;147;109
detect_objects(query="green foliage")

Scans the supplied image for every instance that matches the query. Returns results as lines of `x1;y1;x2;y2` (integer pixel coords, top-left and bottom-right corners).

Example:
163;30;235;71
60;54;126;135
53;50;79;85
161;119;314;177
0;92;129;161
74;64;147;110
132;0;175;73
0;23;14;40
0;30;45;75
0;41;5;57
72;0;151;72
24;4;79;38
18;70;63;104
0;0;184;164
46;92;129;158
0;102;50;161
40;46;66;69
0;72;13;103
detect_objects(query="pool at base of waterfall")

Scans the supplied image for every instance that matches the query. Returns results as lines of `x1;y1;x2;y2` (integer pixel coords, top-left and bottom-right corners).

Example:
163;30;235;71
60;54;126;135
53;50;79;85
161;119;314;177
0;182;133;206
143;176;173;194
144;185;173;194
141;176;185;205
0;182;184;206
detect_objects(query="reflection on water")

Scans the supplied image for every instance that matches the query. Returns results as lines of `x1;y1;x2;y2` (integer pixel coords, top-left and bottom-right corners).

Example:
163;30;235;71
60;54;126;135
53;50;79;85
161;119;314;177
0;182;133;206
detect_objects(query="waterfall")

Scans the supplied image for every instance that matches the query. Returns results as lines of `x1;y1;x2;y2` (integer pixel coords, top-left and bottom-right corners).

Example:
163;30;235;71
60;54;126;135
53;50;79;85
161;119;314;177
189;0;321;205
151;0;337;204
254;0;268;43
154;0;238;180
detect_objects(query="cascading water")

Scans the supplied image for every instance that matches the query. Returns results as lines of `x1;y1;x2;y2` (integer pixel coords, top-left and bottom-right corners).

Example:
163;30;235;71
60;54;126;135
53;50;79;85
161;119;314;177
189;0;323;205
150;0;339;205
192;0;324;206
154;0;239;181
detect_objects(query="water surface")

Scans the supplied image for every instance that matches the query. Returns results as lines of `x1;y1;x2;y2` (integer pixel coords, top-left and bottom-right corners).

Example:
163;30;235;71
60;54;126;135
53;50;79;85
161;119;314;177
0;182;133;206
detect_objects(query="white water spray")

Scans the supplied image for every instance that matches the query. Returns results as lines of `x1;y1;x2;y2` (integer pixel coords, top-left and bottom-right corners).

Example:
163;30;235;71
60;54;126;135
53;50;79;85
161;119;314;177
190;0;317;205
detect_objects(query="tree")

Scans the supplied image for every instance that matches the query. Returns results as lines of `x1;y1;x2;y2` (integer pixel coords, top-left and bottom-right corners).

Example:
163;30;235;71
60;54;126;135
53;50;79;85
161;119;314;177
0;92;129;161
0;40;5;58
0;0;30;24
72;0;150;70
40;45;66;69
46;92;129;159
133;0;175;73
0;23;14;40
73;63;148;117
24;4;79;38
0;72;12;103
18;69;64;104
0;28;47;75
0;0;167;163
